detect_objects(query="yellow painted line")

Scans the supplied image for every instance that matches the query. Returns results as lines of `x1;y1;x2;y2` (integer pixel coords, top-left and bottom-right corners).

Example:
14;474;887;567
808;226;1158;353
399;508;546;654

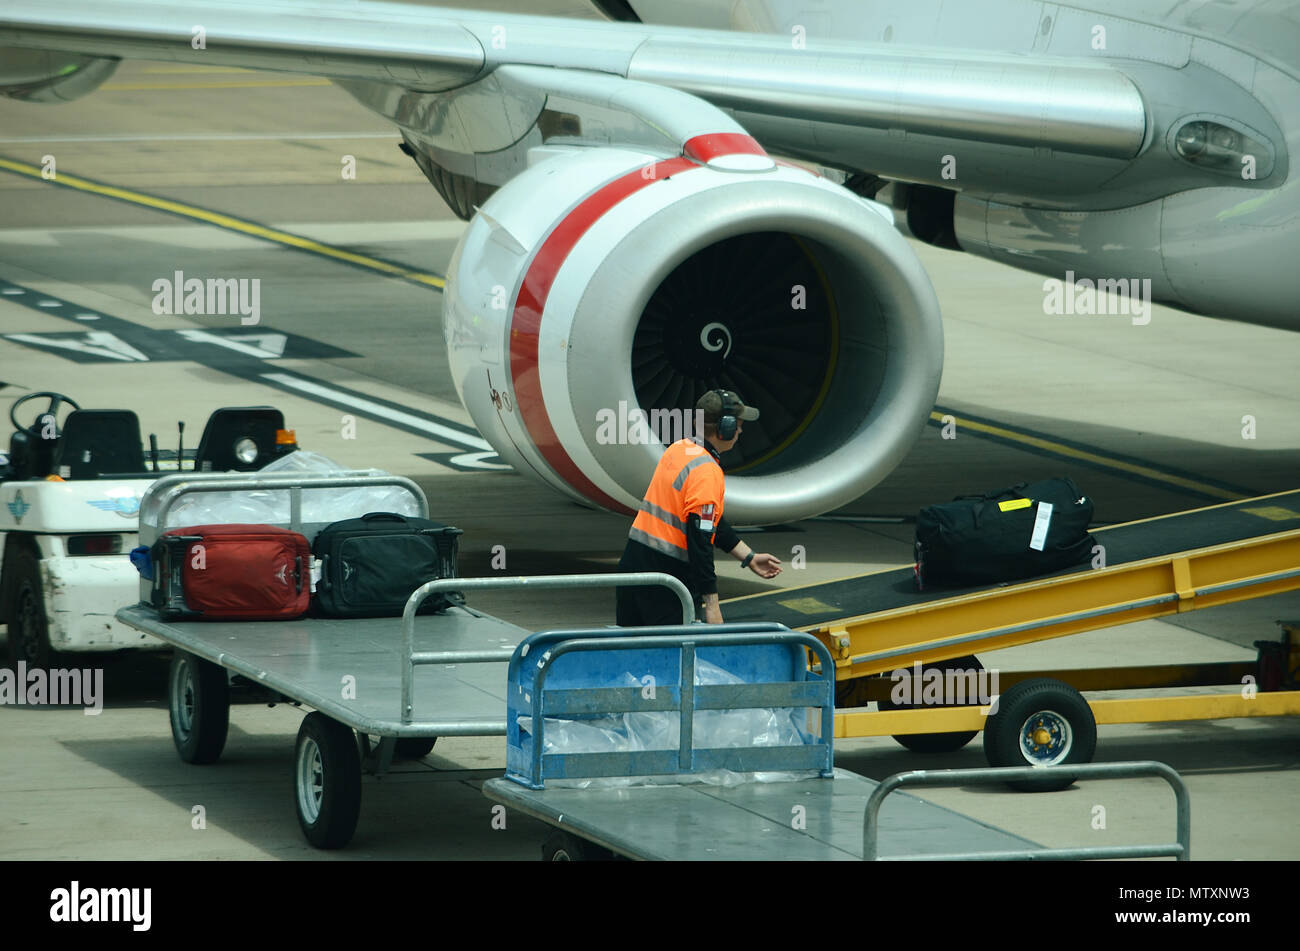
930;410;1246;501
1241;505;1300;521
102;79;332;91
0;156;445;290
776;596;840;615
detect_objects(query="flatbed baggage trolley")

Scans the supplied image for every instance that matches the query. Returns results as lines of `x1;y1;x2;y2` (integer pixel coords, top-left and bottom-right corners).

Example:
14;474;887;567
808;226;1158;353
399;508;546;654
483;625;1193;860
117;470;696;848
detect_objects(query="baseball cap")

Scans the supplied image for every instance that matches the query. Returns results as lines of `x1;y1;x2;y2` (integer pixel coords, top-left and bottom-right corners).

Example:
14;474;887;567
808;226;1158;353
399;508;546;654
695;389;760;423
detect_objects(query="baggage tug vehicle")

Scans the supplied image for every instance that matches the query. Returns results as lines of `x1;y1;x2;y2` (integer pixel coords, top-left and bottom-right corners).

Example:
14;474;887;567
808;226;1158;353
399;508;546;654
0;392;293;667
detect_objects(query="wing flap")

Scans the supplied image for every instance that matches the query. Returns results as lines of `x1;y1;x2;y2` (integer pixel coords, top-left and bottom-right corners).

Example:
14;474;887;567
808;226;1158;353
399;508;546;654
0;0;486;89
628;37;1146;159
1;0;1146;157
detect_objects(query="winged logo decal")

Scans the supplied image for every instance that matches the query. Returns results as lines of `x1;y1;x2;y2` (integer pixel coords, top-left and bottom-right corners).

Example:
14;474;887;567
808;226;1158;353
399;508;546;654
6;490;30;524
87;497;141;518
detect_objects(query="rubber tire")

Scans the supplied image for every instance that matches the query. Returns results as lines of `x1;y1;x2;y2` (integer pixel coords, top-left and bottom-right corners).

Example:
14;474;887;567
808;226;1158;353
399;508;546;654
295;712;362;849
983;677;1097;792
542;831;611;862
5;547;62;670
168;651;230;764
877;655;982;753
394;737;437;759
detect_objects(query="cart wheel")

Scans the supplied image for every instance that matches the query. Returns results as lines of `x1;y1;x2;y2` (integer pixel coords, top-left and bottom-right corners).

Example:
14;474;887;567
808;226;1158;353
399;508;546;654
394;737;437;759
5;547;63;671
295;712;362;849
983;677;1097;792
877;655;982;753
168;651;230;764
542;830;612;861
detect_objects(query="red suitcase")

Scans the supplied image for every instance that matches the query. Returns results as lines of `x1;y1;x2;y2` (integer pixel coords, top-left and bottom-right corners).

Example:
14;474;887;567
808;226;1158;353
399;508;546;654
150;524;311;620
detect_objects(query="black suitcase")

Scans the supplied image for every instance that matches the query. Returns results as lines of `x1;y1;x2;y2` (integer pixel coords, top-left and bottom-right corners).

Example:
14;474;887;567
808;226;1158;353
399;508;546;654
914;477;1096;589
312;512;463;617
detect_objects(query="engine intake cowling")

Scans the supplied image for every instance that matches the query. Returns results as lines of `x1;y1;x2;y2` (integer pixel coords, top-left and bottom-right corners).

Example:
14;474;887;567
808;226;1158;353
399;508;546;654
443;147;942;524
0;50;118;103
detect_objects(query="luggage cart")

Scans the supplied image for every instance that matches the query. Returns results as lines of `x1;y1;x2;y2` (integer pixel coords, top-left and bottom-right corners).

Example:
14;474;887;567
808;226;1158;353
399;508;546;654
483;626;1191;860
117;572;692;849
117;470;697;848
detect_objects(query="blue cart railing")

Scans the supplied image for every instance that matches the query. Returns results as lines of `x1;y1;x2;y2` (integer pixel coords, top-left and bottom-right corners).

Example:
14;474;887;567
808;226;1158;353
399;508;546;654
503;623;837;789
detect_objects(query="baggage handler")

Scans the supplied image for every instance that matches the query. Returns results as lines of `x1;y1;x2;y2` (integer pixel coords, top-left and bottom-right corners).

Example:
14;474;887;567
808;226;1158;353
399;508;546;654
616;390;782;626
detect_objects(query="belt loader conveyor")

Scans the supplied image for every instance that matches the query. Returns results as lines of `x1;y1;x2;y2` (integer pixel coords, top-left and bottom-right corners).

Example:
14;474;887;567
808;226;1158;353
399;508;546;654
722;489;1300;773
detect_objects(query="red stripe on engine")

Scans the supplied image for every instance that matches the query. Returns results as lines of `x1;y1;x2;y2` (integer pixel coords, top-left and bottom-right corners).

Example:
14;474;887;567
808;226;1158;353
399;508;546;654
682;133;768;163
509;156;696;513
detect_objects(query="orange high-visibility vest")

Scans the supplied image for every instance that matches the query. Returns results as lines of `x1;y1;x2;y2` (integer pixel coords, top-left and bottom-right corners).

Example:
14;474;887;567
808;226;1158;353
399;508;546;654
627;439;725;561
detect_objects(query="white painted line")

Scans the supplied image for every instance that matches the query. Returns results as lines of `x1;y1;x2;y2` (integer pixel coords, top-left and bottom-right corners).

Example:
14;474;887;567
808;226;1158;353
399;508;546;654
3;331;147;362
449;450;512;471
86;330;150;361
176;329;284;359
259;372;491;450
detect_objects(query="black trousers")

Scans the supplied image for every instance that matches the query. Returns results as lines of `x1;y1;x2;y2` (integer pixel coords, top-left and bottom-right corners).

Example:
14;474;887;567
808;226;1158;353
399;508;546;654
616;539;704;626
615;582;699;627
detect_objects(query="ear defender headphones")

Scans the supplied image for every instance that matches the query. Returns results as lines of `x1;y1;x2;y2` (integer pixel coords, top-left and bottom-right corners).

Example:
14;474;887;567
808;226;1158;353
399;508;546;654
715;390;740;441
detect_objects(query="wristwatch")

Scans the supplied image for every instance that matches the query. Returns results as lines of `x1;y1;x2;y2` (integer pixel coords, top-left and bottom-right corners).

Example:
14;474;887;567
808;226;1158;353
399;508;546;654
740;552;754;570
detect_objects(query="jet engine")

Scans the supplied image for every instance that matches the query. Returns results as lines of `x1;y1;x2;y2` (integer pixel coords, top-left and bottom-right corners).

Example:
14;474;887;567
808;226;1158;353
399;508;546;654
0;49;118;102
443;146;943;524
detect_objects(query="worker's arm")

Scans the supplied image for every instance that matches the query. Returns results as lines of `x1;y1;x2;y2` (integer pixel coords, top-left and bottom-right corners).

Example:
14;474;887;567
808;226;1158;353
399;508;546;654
713;517;741;554
715;516;783;579
686;512;722;623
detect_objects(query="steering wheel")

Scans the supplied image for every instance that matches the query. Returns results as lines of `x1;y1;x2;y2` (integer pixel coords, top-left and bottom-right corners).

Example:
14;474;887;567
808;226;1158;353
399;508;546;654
9;392;82;434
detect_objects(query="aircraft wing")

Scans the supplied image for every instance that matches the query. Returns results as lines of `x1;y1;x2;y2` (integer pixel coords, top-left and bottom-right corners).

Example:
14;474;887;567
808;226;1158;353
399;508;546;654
1;0;1147;161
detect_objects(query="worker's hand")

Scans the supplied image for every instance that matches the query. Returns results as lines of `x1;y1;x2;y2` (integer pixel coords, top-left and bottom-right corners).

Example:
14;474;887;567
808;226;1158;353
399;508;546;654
705;603;724;624
749;552;782;579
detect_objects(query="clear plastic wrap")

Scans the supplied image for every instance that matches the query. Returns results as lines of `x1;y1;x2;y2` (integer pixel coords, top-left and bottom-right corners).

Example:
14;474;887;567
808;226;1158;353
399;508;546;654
259;450;344;474
526;658;820;788
158;452;421;529
164;489;284;527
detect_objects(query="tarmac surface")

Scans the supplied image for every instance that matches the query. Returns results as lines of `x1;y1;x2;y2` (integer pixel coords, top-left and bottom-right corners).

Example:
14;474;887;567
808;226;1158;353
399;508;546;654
1;45;1298;863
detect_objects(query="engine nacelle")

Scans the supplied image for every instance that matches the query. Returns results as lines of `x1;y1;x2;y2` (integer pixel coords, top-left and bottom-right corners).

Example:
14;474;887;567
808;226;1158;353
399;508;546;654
0;49;118;103
443;147;943;524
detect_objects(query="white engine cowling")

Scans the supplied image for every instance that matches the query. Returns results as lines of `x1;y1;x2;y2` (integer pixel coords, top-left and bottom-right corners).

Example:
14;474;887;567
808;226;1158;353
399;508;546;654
443;146;943;524
0;49;118;102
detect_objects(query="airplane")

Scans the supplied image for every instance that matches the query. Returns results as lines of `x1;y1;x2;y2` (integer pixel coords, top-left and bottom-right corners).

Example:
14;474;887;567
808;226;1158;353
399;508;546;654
1;0;1296;525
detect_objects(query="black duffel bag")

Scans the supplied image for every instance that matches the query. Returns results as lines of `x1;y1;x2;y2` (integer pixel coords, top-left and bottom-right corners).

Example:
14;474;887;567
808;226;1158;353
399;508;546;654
312;512;463;617
914;477;1096;589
